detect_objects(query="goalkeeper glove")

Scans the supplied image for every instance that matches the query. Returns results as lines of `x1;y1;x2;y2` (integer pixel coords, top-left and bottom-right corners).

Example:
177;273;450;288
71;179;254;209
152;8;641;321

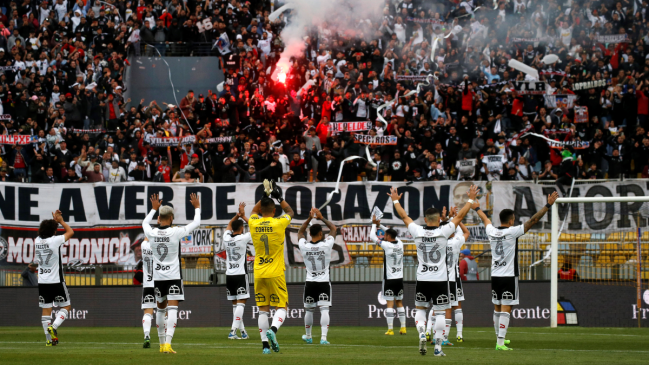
269;180;284;203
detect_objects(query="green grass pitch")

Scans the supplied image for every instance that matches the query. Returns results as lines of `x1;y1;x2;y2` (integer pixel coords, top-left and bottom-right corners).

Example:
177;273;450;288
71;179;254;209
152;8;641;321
1;326;647;364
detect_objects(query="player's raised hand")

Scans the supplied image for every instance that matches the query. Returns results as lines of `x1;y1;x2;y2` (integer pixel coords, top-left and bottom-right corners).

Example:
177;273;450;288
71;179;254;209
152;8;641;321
372;215;381;225
471;199;480;210
314;208;324;220
441;206;448;221
467;185;479;200
387;187;403;202
190;193;201;209
238;202;246;216
150;194;162;211
450;206;458;217
547;191;559;206
52;210;64;223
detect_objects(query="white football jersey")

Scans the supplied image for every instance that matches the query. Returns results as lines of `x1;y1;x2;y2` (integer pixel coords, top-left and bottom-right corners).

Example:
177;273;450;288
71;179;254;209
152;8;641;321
370;224;404;280
141;240;154;288
486;224;525;277
298;236;335;282
447;227;465;282
34;235;66;284
409;222;456;282
223;230;252;276
143;208;201;281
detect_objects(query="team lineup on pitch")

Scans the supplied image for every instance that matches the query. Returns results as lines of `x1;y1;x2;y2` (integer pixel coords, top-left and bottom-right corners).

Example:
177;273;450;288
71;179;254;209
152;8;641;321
33;180;561;356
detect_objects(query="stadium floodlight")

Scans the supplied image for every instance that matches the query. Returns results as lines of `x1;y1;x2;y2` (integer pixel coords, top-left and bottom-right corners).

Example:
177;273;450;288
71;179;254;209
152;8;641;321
550;196;649;328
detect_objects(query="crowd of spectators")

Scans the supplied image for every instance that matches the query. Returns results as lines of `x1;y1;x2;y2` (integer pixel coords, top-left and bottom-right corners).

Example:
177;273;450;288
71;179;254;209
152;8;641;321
2;0;649;185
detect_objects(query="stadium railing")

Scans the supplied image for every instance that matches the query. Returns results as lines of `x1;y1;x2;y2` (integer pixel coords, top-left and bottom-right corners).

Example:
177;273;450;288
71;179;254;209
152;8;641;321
138;42;217;57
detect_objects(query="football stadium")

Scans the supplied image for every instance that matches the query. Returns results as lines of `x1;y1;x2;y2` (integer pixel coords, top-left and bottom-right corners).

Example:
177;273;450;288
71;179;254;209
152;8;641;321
1;0;648;364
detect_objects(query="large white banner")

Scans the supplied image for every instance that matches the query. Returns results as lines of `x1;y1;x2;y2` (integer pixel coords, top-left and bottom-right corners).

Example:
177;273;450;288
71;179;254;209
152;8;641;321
0;181;487;227
493;181;649;232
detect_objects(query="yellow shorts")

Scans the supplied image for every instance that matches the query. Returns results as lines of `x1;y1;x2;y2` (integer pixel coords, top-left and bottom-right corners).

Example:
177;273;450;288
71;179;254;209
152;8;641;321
254;275;288;307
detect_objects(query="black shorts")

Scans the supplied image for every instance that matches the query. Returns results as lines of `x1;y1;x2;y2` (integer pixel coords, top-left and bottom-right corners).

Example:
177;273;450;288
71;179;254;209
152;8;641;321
141;287;157;309
303;281;332;308
491;276;519;305
226;274;250;300
415;280;450;310
382;278;404;300
154;279;185;302
38;282;71;308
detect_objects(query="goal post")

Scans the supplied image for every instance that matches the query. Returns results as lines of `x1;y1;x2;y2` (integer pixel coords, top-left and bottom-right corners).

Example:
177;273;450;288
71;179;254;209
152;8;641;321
550;196;649;328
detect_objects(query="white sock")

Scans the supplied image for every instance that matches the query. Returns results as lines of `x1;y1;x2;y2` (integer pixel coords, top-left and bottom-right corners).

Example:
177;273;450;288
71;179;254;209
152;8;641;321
443;319;451;341
304;308;314;338
142;313;153;339
397;307;406;329
498;312;510;346
238;306;246;333
231;304;245;332
320;306;330;341
52;308;68;330
433;312;445;352
156;308;167;344
415;309;427;335
426;309;435;334
493;311;500;336
165;306;178;345
259;311;270;343
455;309;463;338
385;308;395;330
41;316;52;341
271;308;287;332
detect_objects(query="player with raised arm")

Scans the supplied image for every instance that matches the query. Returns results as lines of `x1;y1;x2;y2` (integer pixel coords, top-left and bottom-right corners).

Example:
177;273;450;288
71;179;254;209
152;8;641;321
472;191;558;351
35;210;74;346
138;237;156;348
425;207;470;345
142;193;201;354
370;215;406;335
249;180;295;354
389;185;479;357
297;207;337;345
225;202;253;340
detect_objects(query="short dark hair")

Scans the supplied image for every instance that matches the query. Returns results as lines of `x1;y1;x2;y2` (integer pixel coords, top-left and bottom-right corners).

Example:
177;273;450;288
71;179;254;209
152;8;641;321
309;224;322;238
424;208;440;221
260;197;275;215
385;228;398;241
38;219;58;239
231;219;243;232
500;209;515;224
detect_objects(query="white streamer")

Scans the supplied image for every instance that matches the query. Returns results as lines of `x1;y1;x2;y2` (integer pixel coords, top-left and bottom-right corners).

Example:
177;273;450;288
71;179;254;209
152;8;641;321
318;155;365;209
376;73;436;127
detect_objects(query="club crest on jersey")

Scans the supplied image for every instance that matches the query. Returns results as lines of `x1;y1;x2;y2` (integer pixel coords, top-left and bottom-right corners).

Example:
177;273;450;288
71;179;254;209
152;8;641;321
449;292;456;302
397;289;403;297
237;287;247;295
169;285;181;295
491;290;498;300
415;292;426;302
226;289;231;296
305;296;315;304
155;288;162;298
318;293;329;302
255;293;266;303
270;294;280;304
456;288;463;297
384;289;394;297
436;294;449;305
39;296;45;304
143;294;156;304
502;291;514;300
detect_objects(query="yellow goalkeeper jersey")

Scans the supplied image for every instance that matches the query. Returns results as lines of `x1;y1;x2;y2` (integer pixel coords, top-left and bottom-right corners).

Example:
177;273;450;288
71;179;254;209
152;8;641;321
248;213;291;278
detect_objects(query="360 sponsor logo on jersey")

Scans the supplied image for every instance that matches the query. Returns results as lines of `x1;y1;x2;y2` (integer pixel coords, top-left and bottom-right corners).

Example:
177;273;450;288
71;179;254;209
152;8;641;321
258;257;274;265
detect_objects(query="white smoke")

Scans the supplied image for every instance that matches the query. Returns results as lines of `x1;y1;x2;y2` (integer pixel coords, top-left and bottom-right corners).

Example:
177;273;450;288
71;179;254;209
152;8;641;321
271;0;383;80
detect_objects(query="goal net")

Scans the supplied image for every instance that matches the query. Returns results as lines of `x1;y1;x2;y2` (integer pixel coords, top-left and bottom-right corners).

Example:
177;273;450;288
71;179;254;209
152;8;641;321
550;196;649;328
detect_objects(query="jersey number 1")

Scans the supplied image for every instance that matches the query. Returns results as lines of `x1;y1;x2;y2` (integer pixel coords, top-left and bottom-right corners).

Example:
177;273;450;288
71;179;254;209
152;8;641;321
261;234;269;256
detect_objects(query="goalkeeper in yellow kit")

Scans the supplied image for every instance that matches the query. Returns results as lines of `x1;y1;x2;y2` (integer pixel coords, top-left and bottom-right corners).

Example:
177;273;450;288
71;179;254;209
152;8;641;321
248;180;294;354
